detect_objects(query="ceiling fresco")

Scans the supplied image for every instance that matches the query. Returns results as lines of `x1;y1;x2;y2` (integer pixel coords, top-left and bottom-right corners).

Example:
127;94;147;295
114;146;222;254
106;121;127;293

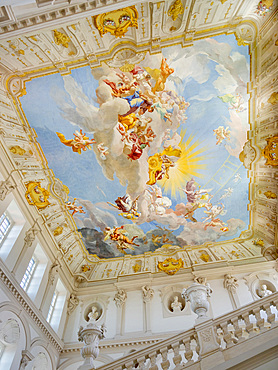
20;34;250;259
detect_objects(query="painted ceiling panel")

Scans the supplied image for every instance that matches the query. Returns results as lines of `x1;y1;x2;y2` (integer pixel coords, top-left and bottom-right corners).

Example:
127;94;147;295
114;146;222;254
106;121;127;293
20;33;250;259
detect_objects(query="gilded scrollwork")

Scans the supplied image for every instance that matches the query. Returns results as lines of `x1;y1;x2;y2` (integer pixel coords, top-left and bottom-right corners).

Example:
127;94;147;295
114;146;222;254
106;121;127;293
262;136;278;166
167;0;184;21
94;6;138;38
157;257;184;275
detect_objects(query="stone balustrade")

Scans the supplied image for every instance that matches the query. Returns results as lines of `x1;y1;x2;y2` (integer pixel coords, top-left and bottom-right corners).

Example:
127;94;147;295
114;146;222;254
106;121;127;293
97;292;278;370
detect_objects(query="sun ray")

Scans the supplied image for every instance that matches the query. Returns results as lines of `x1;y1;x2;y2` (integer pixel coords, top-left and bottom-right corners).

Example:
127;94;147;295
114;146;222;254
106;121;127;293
158;131;208;198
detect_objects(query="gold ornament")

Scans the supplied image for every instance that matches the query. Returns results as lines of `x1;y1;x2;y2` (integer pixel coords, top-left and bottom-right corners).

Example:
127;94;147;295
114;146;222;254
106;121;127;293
262;136;278;166
132;263;141;273
253;238;264;247
53;29;71;48
25;182;50;209
168;0;184;21
267;92;278;105
9;146;26;155
93;6;138;38
157;257;184;275
53;226;63;236
119;62;135;72
264;191;277;199
81;264;91;272
200;253;210;262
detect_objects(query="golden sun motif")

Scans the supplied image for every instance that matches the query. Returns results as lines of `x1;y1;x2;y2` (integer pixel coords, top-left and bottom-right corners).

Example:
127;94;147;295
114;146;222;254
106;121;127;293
158;129;207;198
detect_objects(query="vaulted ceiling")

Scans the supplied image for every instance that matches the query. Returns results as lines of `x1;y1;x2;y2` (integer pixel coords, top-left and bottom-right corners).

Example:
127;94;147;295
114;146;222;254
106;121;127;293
0;0;277;287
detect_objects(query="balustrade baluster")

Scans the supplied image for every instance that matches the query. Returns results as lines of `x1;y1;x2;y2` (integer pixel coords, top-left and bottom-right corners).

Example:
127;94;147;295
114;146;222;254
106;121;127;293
263;304;276;326
241;311;259;336
124;360;134;370
230;317;245;342
135;355;147;370
148;352;158;370
159;347;170;370
171;342;182;368
183;338;194;366
219;321;237;348
252;307;271;331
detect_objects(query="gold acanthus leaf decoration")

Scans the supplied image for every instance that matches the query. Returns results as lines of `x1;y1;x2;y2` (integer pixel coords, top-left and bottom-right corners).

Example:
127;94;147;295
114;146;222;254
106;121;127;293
168;0;184;21
53;29;71;48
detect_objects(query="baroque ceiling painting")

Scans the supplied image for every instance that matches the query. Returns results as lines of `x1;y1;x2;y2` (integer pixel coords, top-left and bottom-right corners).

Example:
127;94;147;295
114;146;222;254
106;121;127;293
20;33;250;259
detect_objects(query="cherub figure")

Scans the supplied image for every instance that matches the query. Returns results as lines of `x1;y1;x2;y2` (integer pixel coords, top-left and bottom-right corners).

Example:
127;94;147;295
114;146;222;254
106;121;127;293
219;187;233;200
180;178;212;204
97;143;109;160
233;173;241;183
104;226;139;254
203;204;225;223
107;194;140;220
213;126;231;145
146;58;174;93
65;198;86;216
56;129;95;154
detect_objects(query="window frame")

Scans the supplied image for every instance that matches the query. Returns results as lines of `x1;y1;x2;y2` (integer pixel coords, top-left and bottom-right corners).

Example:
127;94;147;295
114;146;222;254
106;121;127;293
46;290;58;323
20;256;38;291
0;212;13;246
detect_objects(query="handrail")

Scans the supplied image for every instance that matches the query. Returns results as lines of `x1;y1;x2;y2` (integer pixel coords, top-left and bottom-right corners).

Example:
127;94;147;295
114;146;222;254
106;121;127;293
96;292;278;370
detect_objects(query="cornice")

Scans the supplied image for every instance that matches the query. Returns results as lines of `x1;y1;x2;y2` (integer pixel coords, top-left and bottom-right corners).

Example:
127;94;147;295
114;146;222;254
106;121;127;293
0;258;64;352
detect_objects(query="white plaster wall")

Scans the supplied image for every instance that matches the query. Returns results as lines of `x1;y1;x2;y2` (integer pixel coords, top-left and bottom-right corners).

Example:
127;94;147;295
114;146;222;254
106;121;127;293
125;290;144;333
209;278;233;317
104;294;117;339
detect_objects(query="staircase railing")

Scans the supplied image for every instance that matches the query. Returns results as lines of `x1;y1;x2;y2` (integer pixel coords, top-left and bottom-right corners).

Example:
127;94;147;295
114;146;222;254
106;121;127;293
96;292;278;370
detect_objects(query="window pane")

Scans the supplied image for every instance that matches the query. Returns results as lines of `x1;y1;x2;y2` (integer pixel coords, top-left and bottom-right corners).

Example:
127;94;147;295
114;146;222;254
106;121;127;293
20;257;37;291
0;213;11;243
46;291;58;323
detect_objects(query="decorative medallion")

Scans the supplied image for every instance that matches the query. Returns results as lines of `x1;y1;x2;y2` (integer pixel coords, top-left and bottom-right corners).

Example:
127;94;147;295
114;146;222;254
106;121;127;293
262;136;278;166
93;6;138;38
157;257;184;275
25;182;50;209
106;48;145;72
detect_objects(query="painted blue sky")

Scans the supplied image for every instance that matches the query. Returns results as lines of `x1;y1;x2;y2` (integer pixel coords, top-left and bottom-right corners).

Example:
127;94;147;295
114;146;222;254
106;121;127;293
20;34;250;251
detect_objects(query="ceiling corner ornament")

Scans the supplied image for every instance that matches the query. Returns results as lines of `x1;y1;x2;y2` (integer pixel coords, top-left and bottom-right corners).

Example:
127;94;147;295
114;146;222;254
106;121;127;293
25;181;50;209
167;0;184;21
235;23;255;46
239;140;256;169
157;257;184;275
53;29;71;48
6;75;26;97
262;136;278;166
93;6;138;38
